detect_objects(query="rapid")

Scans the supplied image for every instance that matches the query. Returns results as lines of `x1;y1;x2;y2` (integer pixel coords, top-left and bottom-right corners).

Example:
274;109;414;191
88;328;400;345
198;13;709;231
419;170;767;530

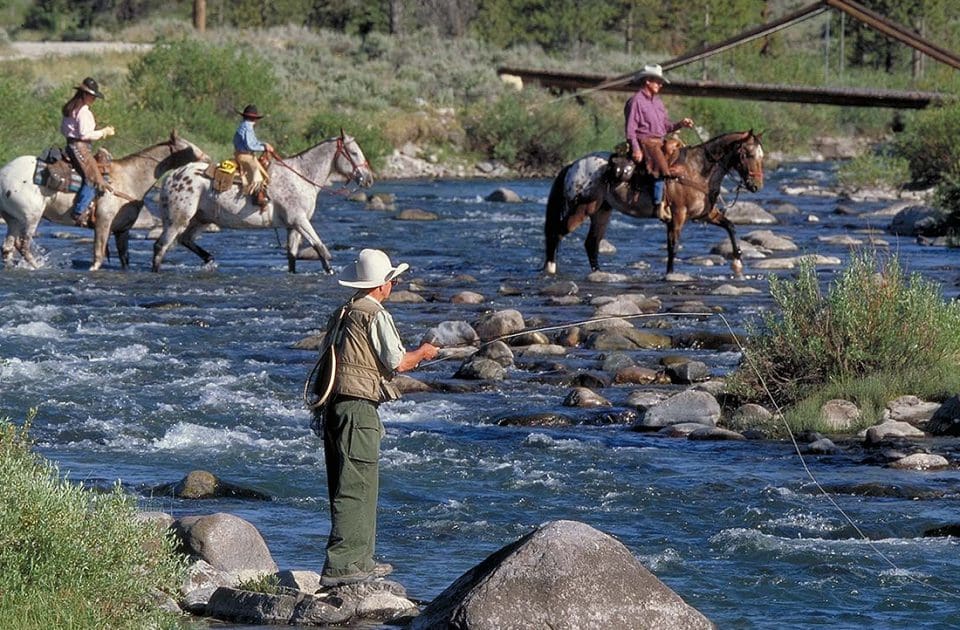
1;164;959;628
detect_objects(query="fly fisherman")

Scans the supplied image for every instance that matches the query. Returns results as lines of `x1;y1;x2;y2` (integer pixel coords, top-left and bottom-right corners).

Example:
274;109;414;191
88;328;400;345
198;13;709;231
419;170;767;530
311;248;439;587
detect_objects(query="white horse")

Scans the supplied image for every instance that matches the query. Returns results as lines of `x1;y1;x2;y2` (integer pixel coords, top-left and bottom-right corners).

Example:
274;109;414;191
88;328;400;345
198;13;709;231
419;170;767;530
0;131;209;270
152;132;373;273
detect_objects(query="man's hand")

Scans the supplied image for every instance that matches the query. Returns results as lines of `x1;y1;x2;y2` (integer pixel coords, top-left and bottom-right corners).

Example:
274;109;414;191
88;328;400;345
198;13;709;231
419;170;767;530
101;126;116;138
678;118;694;129
631;148;643;163
264;143;275;156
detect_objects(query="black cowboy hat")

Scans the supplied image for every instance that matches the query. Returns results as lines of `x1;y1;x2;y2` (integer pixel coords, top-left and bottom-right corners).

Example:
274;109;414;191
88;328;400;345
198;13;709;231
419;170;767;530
75;77;104;99
238;104;265;120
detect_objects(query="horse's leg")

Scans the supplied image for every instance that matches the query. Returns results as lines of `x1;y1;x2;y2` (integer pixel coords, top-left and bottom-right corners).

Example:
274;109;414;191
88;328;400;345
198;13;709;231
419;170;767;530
665;208;687;275
543;168;569;274
706;206;744;278
113;229;130;269
178;222;215;267
89;211;112;271
286;229;303;274
290;218;333;274
152;219;190;272
584;204;612;272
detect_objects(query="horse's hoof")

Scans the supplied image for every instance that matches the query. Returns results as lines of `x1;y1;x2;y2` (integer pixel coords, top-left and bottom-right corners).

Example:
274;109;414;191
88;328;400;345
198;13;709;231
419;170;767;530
731;259;744;278
544;261;557;275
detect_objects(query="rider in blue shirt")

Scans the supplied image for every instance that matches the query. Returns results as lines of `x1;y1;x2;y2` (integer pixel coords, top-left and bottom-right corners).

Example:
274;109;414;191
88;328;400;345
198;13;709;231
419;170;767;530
233;105;274;208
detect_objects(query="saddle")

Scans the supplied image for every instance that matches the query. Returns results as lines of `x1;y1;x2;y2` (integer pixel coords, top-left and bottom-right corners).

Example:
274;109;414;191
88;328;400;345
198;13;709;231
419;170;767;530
33;147;112;194
609;135;684;185
202;155;271;208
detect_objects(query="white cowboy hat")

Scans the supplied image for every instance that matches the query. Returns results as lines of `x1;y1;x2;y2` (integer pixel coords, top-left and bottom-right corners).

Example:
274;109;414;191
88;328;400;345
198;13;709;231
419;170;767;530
637;64;669;84
338;248;409;289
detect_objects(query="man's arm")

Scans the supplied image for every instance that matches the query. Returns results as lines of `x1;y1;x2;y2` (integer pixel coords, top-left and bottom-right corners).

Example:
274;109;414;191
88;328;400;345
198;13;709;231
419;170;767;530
396;343;439;373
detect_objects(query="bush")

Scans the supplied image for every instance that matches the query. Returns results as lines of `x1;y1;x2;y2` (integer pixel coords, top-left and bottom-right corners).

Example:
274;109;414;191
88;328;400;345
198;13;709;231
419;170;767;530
731;253;960;409
0;416;184;629
894;102;960;187
126;39;284;156
836;151;910;192
464;91;614;172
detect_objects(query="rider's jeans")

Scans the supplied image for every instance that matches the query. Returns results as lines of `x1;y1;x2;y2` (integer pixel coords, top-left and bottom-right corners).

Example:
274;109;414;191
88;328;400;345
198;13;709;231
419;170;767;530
653;179;665;205
71;180;96;217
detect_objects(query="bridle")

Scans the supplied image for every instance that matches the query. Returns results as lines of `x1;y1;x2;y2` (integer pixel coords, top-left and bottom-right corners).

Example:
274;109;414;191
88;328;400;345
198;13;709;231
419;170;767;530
272;136;370;192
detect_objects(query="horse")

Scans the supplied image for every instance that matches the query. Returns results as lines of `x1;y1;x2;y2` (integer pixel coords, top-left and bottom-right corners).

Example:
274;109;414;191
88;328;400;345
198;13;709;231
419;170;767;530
0;131;209;270
543;130;764;277
151;131;374;273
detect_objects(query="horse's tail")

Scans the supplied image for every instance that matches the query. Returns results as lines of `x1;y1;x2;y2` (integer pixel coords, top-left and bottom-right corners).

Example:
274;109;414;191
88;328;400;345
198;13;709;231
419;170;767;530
543;164;571;274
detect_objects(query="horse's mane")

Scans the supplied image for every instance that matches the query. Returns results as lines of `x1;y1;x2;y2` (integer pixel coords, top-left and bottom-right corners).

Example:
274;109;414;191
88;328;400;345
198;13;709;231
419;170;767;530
113;138;179;165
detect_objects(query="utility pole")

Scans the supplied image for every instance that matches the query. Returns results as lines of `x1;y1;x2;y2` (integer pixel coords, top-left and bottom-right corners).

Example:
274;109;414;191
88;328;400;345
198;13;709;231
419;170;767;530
194;0;206;33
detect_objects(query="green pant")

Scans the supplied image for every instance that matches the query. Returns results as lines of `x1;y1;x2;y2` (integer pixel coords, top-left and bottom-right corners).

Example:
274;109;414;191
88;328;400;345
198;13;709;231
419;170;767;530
322;398;382;577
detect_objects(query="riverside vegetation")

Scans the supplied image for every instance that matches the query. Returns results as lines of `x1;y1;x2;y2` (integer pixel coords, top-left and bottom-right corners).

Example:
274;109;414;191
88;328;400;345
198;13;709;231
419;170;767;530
0;413;185;629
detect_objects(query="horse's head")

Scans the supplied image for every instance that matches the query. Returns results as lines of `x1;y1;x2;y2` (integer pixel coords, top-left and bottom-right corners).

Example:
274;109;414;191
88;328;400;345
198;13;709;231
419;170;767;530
334;130;374;188
154;130;211;177
734;130;764;192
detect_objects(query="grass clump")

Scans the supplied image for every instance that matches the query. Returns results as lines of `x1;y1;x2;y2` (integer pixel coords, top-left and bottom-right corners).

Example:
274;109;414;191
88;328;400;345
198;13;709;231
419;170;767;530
0;415;185;629
730;253;960;432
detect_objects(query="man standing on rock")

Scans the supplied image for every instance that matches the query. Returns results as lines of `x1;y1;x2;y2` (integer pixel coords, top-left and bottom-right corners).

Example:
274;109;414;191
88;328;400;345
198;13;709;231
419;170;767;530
315;248;438;587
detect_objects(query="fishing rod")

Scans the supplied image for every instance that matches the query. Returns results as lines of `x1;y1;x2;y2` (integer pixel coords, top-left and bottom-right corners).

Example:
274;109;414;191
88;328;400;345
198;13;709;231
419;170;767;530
301;307;960;600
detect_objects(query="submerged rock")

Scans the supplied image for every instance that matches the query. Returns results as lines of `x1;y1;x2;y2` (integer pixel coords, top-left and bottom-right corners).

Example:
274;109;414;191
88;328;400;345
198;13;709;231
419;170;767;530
152;470;271;501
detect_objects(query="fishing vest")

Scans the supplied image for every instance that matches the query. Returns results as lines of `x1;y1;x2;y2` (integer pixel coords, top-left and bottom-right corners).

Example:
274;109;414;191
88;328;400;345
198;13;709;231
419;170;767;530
331;297;400;403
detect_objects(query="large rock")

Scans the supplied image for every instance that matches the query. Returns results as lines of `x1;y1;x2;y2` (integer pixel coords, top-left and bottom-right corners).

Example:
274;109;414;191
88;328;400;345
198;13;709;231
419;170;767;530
175;513;278;575
474;309;525;342
422;320;480;347
411;520;713;630
888;205;946;236
722;201;777;225
926;395;960;436
819;399;860;433
635;390;721;430
884;395;941;426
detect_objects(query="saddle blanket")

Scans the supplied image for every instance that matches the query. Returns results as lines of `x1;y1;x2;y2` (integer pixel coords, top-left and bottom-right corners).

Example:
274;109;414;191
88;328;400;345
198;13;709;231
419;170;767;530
32;147;110;194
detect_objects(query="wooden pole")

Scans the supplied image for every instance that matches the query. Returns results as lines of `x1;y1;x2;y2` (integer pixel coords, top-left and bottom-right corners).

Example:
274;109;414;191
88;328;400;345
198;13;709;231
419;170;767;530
194;0;206;33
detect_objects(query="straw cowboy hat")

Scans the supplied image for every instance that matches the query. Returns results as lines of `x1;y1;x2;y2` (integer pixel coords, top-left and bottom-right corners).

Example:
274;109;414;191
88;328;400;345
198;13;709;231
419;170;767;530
75;77;104;99
338;248;409;289
637;64;669;84
238;104;265;120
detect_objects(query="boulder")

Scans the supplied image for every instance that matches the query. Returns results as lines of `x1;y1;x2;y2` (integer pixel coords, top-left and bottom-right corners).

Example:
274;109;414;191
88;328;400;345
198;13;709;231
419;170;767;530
152;470;271;501
666;360;710;384
562;387;611;408
635;390;721;430
688;427;745;441
888;453;949;470
454;356;506;381
883;395;940;426
423;320;480;347
722;201;777;225
926;395;960;436
476;340;514;367
496;413;575;428
743;229;797;251
395;208;439;221
485;187;521;203
175;513;278;575
888;205;946;236
862;420;926;445
474;309;525;342
452;291;485;304
819;399;861;433
411;520;714;630
540;280;578;297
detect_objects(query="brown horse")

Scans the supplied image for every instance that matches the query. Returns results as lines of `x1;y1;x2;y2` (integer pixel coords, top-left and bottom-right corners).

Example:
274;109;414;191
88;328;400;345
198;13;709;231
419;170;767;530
543;130;764;277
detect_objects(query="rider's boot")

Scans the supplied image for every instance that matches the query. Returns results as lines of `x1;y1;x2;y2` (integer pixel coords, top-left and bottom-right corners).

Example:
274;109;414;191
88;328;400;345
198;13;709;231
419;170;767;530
255;188;270;212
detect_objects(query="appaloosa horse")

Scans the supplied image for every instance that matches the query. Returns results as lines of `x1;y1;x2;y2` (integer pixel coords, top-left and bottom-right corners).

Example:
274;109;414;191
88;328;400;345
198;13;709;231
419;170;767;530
543;130;764;277
0;131;209;270
152;132;373;273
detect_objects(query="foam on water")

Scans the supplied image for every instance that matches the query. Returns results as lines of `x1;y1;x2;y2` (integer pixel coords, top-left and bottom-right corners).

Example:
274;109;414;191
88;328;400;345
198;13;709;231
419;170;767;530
152;421;300;452
3;321;65;339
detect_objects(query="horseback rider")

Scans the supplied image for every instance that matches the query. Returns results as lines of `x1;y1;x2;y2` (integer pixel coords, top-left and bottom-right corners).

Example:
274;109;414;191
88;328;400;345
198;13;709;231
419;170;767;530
61;77;115;227
624;64;694;222
233;104;275;210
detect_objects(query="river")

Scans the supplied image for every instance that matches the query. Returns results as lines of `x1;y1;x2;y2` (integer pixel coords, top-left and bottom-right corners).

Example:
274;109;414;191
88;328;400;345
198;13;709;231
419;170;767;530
1;162;959;628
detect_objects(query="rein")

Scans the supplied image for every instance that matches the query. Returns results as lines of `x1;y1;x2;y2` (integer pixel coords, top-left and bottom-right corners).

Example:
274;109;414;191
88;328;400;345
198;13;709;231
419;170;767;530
271;137;369;195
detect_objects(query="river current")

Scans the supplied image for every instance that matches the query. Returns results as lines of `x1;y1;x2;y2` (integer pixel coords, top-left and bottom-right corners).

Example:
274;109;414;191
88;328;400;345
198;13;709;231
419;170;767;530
2;163;959;628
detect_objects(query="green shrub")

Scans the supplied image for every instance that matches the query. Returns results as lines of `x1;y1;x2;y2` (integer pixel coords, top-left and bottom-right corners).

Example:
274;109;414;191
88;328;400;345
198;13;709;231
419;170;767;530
836;151;910;192
731;253;960;409
0;416;185;629
126;39;283;155
464;91;610;171
894;102;960;186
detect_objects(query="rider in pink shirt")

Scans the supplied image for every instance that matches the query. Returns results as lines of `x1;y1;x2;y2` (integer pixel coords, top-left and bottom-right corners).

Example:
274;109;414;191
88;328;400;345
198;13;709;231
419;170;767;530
624;64;693;222
60;77;115;227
